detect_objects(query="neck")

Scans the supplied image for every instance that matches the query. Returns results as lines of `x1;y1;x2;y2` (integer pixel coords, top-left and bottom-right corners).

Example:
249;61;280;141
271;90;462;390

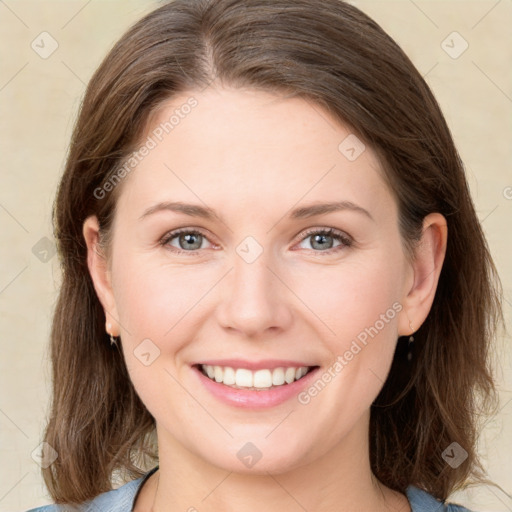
142;411;410;512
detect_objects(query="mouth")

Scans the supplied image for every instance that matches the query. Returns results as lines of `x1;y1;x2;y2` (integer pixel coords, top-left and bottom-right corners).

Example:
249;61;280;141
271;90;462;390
193;363;320;391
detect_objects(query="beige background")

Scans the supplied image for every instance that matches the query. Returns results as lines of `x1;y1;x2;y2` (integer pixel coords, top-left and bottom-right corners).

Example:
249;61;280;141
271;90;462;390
0;1;511;510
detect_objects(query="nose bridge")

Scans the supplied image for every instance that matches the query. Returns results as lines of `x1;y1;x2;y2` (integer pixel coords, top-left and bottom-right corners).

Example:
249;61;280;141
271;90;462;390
216;238;292;336
233;244;272;298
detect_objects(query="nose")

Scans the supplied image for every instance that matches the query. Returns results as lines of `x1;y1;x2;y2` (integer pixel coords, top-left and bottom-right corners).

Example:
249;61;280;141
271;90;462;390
215;249;293;338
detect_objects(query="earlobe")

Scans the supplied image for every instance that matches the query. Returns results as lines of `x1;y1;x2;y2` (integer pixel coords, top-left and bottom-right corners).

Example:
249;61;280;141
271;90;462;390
399;213;448;336
82;215;120;336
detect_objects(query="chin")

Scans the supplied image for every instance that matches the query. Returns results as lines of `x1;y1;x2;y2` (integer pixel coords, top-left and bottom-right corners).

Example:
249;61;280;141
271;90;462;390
189;435;314;476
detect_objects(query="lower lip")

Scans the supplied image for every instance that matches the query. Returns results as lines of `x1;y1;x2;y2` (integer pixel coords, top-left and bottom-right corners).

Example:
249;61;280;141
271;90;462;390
192;365;320;409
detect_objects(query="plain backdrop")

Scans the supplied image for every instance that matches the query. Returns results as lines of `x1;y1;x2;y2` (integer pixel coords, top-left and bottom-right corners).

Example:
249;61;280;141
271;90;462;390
0;1;510;510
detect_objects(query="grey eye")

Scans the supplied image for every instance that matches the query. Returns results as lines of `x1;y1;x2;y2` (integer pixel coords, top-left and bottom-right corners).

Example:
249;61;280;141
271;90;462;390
309;233;336;250
176;232;203;250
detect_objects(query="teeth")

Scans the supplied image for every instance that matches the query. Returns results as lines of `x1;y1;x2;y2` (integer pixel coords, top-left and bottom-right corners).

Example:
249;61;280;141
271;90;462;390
200;364;312;389
205;365;215;379
236;368;253;387
222;366;236;385
285;367;296;384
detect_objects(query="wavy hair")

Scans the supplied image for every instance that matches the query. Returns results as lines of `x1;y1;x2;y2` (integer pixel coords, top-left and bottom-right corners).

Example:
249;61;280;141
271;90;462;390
43;0;504;504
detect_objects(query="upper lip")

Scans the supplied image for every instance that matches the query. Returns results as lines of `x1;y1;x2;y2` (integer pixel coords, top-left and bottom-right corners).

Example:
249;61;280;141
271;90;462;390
193;359;318;371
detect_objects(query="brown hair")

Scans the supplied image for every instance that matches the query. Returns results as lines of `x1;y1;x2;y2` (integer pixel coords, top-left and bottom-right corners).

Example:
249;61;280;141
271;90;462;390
43;0;504;505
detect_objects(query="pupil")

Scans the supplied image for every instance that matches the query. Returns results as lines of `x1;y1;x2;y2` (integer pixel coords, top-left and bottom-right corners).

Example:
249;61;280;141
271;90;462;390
312;234;332;250
181;233;201;250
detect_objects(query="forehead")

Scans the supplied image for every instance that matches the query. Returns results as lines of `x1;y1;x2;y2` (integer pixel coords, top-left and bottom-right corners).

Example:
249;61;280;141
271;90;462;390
117;86;394;222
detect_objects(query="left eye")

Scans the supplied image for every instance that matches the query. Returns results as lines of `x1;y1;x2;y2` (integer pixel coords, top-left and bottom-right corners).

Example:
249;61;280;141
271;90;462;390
296;228;353;253
161;229;213;252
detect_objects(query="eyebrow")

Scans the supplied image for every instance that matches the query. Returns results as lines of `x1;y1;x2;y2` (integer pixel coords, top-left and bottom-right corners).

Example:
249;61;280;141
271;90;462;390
290;200;373;221
139;201;222;222
139;200;374;222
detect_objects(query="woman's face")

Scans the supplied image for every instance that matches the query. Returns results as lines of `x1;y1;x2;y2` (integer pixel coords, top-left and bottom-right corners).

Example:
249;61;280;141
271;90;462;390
90;86;423;474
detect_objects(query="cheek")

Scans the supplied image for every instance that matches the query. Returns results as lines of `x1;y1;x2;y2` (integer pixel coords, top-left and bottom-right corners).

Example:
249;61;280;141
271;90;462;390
291;252;403;339
112;253;212;338
292;257;404;420
289;251;405;408
111;257;208;415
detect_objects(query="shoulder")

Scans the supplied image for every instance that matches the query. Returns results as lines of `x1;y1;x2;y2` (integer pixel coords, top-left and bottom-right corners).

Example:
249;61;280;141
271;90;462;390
25;468;156;512
406;485;474;512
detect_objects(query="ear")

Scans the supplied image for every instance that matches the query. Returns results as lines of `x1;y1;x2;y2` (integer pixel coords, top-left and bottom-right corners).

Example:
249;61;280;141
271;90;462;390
399;212;448;335
82;215;120;336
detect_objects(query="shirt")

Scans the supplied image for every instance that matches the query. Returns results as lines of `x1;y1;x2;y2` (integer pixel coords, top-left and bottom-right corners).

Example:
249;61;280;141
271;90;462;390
26;466;473;512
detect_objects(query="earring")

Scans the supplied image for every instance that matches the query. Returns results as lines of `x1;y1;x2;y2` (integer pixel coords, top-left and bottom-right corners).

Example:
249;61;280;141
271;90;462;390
107;322;118;347
407;320;415;362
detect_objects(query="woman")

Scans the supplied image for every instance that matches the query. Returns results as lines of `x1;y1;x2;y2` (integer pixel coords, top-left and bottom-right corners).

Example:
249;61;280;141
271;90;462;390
28;0;504;511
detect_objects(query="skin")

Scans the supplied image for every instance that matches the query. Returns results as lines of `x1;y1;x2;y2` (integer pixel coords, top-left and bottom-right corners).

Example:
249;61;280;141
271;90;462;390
83;86;447;512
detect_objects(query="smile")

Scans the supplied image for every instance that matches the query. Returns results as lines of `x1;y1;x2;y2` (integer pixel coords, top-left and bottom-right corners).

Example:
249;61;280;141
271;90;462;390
198;364;317;390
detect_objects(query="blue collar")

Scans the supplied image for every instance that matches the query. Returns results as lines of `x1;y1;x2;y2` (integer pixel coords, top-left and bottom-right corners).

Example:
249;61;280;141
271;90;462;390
27;466;473;511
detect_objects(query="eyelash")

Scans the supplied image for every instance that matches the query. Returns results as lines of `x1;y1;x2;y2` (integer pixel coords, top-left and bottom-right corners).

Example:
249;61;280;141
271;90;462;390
159;227;353;256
